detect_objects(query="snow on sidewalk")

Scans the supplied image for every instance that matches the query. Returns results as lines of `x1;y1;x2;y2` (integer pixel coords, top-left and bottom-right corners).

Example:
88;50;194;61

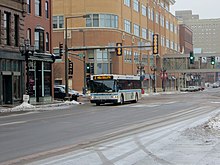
0;100;84;113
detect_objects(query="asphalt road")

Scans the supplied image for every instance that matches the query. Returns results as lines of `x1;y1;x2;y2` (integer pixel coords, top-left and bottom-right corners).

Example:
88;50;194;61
0;87;219;164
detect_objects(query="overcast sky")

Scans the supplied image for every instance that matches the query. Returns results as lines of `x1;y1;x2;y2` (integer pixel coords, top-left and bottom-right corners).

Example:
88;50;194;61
170;0;220;19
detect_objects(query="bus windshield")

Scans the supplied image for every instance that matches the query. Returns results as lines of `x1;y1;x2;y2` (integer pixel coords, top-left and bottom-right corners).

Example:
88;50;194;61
90;80;115;93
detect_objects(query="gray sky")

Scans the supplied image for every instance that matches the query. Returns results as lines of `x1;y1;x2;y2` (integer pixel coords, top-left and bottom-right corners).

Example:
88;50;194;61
170;0;220;19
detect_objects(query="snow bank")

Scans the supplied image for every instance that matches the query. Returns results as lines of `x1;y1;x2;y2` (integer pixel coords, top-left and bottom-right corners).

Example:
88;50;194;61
206;114;220;130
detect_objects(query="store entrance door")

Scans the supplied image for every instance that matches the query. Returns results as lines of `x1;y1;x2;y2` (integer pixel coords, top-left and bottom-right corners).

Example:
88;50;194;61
3;75;12;104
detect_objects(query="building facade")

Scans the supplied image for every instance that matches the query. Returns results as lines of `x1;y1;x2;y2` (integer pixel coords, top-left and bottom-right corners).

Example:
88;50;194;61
0;0;54;105
24;0;54;104
176;10;220;83
176;10;220;54
0;0;25;105
179;24;193;54
52;0;179;92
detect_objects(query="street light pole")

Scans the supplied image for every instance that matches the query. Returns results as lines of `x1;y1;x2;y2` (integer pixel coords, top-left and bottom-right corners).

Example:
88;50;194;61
19;39;35;101
64;14;90;99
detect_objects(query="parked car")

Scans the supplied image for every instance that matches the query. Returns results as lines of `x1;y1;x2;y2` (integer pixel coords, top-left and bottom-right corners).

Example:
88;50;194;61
212;83;219;88
180;86;200;92
55;85;80;96
54;85;79;101
187;86;200;92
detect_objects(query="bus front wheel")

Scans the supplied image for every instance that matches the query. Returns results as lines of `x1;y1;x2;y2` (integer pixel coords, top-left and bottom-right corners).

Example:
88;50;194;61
96;102;100;106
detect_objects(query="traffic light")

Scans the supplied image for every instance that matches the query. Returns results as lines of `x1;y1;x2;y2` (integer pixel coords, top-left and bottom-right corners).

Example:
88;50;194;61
59;42;63;56
153;34;159;54
189;51;194;64
68;59;73;75
116;43;122;56
90;63;94;74
211;56;215;65
86;63;90;73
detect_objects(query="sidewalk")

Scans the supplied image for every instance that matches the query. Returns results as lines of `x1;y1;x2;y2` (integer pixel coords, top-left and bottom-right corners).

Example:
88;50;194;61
0;95;90;113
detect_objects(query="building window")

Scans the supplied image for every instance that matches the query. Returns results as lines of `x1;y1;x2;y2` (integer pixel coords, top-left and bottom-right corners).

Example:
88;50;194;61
27;28;31;44
142;28;147;39
124;0;130;7
151;8;154;21
133;0;139;12
124;19;131;33
160;15;164;27
35;0;42;16
35;29;44;53
134;24;140;37
27;0;31;14
170;23;173;32
86;14;118;28
148;7;151;20
166;39;170;48
45;1;49;19
124;49;132;63
166;20;169;30
46;32;49;51
4;12;11;46
174;25;177;34
142;5;146;16
14;14;19;47
53;16;64;28
155;12;159;24
134;52;139;63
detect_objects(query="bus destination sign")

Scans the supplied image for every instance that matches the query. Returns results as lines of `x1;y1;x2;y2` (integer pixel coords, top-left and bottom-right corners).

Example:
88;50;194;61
93;75;113;80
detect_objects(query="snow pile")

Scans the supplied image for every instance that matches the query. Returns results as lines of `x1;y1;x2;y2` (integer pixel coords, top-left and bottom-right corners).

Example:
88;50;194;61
10;102;35;111
0;100;84;113
206;115;220;130
0;102;36;113
183;113;220;142
64;100;84;105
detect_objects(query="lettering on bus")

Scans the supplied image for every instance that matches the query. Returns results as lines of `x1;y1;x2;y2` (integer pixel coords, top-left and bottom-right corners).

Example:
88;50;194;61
93;75;113;80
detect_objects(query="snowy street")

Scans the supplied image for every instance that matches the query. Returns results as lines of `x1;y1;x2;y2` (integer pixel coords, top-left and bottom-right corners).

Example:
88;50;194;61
27;109;220;165
0;90;220;165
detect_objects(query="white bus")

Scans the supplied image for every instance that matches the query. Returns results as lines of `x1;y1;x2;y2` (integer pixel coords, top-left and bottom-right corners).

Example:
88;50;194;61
89;74;142;106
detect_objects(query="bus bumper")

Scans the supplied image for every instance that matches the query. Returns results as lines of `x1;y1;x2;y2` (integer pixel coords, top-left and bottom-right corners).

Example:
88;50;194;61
90;99;118;104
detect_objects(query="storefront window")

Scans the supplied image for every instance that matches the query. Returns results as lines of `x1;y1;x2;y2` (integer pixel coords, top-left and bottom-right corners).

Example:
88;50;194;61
44;62;51;70
6;60;11;71
13;60;19;71
44;72;51;96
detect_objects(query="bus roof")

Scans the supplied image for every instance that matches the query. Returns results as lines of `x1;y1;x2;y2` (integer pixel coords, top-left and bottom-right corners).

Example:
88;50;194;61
91;74;140;80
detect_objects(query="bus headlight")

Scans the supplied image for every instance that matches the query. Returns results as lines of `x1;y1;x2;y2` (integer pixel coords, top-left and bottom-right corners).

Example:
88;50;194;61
112;95;118;99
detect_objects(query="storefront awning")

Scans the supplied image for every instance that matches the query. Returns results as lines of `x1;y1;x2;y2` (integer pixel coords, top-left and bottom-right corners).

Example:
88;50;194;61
29;53;54;62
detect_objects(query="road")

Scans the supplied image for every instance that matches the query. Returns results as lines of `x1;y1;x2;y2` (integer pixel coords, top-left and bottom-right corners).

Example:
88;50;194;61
0;87;220;164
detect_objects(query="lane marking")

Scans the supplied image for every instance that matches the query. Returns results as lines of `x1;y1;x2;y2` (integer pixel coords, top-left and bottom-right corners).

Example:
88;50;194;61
0;111;39;119
0;121;27;127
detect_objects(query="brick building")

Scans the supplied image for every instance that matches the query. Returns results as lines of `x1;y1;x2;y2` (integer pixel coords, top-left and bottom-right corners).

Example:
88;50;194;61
0;0;25;105
52;0;179;92
24;0;54;104
0;0;54;105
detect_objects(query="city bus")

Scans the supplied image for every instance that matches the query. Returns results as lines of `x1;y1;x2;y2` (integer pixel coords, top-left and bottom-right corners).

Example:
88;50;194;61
89;74;142;106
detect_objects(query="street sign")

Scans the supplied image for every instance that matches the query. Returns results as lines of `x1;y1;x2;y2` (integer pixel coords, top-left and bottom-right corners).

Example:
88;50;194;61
202;57;207;63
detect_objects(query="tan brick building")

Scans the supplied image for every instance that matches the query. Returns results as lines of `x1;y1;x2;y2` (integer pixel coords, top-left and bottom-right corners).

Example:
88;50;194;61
52;0;179;92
